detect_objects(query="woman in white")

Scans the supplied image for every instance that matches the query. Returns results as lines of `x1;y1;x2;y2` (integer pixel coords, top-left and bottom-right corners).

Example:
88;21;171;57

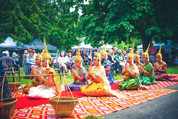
27;39;60;98
58;51;69;73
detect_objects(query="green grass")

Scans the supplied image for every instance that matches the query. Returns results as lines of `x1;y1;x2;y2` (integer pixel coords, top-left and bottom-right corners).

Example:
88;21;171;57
6;66;177;85
167;66;178;74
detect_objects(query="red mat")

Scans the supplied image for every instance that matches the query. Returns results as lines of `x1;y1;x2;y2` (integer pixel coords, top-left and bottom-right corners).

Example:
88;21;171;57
11;89;176;119
12;74;178;109
13;84;118;109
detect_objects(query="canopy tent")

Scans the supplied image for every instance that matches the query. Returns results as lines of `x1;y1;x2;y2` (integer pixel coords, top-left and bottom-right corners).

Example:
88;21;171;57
28;39;57;50
98;44;118;51
0;37;29;49
137;40;178;53
71;41;94;50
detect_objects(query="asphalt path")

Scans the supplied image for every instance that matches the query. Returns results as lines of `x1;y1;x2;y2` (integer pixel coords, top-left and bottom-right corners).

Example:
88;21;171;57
102;84;178;119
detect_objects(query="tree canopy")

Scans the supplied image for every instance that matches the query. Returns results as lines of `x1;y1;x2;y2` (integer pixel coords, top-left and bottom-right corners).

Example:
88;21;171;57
0;0;177;51
0;0;80;51
76;0;178;51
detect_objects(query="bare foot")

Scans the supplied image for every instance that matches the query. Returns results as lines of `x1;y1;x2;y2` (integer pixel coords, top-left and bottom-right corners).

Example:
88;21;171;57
138;85;148;90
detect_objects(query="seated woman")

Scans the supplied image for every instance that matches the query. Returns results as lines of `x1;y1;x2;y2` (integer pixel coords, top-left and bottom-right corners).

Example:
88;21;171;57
119;44;140;91
81;53;115;96
23;53;44;94
58;51;68;73
27;39;60;98
134;51;148;90
100;46;114;84
154;46;177;81
139;44;158;85
66;47;88;91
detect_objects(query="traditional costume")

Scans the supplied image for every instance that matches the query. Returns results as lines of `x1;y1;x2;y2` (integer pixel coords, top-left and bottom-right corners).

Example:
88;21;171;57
119;43;140;90
66;47;88;91
100;45;114;84
81;53;116;96
139;44;158;85
23;54;44;93
154;46;174;81
28;38;60;98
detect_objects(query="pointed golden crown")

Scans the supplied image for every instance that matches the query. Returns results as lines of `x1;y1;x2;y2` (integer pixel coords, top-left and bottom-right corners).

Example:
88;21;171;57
41;37;52;64
143;43;150;58
145;43;150;54
156;45;162;59
100;44;107;57
74;46;83;63
128;43;134;58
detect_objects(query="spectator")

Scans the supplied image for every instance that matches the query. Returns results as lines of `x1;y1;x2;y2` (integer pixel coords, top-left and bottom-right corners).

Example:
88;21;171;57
0;50;3;57
149;43;157;54
33;49;37;58
2;49;9;57
58;51;68;73
92;50;96;60
68;52;73;74
82;50;89;66
112;46;116;55
174;55;178;66
123;51;126;58
127;46;131;53
56;50;60;57
115;49;126;69
2;51;7;56
26;49;35;78
149;43;157;65
23;50;28;75
52;55;59;69
4;49;9;57
124;47;127;52
108;50;120;75
12;51;20;64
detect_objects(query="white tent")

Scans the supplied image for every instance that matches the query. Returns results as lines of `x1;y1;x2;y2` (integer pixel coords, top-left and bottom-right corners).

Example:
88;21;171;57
71;41;94;50
28;39;57;50
0;37;29;49
98;44;118;51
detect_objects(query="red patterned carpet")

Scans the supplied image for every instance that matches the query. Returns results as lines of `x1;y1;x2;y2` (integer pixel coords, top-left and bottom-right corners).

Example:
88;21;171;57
8;74;178;119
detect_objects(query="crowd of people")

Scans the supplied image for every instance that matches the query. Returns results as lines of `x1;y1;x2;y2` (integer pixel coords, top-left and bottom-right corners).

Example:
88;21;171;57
20;42;178;98
1;41;178;99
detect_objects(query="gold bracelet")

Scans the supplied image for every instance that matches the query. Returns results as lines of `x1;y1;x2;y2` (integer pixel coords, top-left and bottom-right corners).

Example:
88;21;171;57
143;70;147;74
75;73;79;78
40;76;44;81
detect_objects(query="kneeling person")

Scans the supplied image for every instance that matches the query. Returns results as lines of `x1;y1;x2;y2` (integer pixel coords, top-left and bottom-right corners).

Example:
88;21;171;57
66;47;88;91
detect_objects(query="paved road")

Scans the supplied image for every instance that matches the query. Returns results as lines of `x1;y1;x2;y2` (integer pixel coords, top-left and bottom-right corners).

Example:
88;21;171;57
102;84;178;119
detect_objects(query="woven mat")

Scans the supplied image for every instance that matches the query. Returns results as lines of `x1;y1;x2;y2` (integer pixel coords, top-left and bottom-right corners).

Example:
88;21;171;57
10;74;178;119
10;89;176;119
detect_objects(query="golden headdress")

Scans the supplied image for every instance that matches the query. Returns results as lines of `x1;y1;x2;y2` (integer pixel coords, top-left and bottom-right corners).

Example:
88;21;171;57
134;49;140;62
94;52;102;66
41;38;52;64
74;46;83;63
100;44;107;57
143;43;150;59
94;52;101;61
156;46;162;59
127;43;134;59
36;53;42;61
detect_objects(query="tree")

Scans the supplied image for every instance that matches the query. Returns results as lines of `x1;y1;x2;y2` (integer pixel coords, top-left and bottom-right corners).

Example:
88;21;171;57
76;0;177;51
150;0;178;44
0;0;80;51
